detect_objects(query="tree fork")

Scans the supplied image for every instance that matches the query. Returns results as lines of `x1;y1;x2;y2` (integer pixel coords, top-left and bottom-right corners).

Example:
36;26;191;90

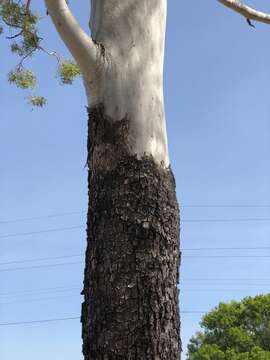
81;105;181;359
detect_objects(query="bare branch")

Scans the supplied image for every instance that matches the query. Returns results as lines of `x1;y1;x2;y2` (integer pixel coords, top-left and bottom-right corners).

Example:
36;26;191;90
17;48;36;68
38;46;62;63
24;0;32;32
6;29;23;39
3;0;35;40
45;0;101;77
218;0;270;25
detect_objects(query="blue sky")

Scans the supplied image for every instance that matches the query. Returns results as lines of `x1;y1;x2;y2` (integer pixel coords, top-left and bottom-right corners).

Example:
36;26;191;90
1;1;270;359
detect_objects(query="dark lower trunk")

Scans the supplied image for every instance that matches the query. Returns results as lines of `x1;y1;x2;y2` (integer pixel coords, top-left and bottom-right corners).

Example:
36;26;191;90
81;105;181;359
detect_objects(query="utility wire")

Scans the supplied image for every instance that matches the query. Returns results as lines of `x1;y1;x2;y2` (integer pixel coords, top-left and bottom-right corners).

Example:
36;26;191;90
0;217;269;240
183;246;270;251
183;277;270;281
1;294;81;306
1;253;270;272
182;205;270;208
1;222;270;241
181;288;269;292
0;286;81;297
3;248;270;267
0;317;81;326
2;205;270;224
0;254;83;266
0;225;84;239
1;284;268;299
2;254;270;273
0;261;83;273
1;218;270;240
182;218;270;223
183;255;270;258
1;288;268;306
0;312;206;326
0;211;86;225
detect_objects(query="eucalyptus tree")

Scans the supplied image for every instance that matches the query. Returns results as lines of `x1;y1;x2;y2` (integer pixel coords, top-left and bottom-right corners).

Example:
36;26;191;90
1;0;269;359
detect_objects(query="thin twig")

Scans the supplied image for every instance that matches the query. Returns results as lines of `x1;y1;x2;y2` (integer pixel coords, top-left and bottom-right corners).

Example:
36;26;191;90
6;29;23;39
23;0;32;33
38;46;62;63
17;48;36;68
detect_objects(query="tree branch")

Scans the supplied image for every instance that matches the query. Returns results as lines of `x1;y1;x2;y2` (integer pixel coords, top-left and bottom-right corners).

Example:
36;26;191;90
218;0;270;25
45;0;100;76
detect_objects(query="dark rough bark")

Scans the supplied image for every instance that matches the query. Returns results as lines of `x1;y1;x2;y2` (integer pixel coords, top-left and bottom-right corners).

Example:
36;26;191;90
81;105;181;359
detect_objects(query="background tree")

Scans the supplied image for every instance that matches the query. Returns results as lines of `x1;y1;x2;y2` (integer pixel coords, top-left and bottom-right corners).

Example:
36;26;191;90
187;294;270;360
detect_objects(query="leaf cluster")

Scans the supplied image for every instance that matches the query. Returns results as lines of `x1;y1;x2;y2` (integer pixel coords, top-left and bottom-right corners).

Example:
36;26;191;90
1;1;81;107
58;61;81;85
8;68;36;89
187;294;270;360
0;1;40;56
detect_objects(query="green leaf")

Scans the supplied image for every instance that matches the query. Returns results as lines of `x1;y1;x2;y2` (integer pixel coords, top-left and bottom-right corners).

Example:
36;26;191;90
28;95;47;107
8;68;36;89
58;61;81;85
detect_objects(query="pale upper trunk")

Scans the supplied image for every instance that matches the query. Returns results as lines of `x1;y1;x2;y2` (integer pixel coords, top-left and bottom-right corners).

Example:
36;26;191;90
45;0;170;166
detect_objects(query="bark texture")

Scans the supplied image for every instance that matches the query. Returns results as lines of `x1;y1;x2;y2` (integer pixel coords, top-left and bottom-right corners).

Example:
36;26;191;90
81;105;181;359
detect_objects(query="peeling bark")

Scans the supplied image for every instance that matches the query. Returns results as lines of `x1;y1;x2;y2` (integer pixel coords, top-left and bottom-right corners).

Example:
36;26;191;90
81;105;181;359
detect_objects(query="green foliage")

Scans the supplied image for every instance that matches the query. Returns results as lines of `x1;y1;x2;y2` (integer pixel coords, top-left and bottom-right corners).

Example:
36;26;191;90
0;0;40;56
58;61;81;85
1;1;28;28
1;1;81;107
10;31;41;57
28;95;47;107
187;294;270;360
8;68;36;89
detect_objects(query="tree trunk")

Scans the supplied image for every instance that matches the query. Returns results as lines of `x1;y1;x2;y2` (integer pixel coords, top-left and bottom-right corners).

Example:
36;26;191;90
81;105;181;359
45;0;181;358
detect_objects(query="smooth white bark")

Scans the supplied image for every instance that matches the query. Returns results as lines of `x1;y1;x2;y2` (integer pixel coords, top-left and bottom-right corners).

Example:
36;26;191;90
87;0;170;166
218;0;270;24
45;0;170;166
45;0;100;78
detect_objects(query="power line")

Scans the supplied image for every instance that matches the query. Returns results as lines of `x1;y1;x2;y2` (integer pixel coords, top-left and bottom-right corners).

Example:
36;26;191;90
1;294;81;306
0;225;84;239
1;253;269;272
0;217;269;241
0;286;81;297
2;205;270;224
0;261;83;273
2;242;270;267
0;211;86;225
183;277;270;281
1;253;270;273
0;254;83;266
1;283;268;299
0;312;206;326
181;311;205;314
0;317;81;326
183;255;270;258
1;288;268;306
182;205;270;208
1;218;270;240
182;218;270;223
183;246;270;251
181;288;269;292
4;249;270;267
